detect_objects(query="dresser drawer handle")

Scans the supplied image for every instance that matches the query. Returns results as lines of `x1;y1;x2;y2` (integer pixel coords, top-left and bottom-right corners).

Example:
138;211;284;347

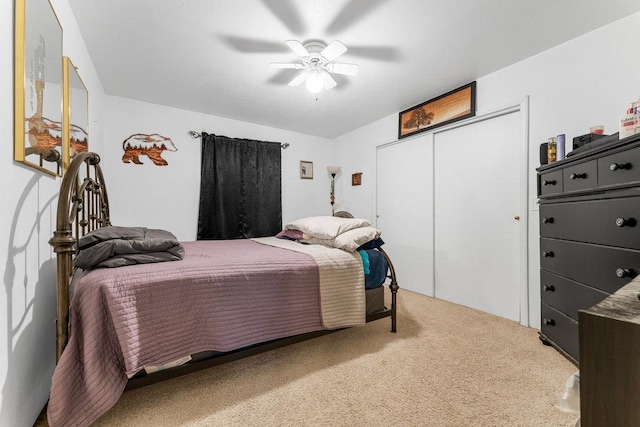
543;251;554;258
543;318;555;326
543;179;556;186
569;172;587;180
542;217;554;224
610;162;631;171
616;268;635;278
543;284;555;292
615;217;636;227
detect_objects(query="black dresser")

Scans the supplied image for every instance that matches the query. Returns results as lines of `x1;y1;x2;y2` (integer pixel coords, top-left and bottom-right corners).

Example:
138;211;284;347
537;133;640;364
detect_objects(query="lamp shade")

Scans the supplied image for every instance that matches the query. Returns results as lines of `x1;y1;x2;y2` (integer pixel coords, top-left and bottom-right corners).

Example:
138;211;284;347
327;166;341;175
306;69;323;93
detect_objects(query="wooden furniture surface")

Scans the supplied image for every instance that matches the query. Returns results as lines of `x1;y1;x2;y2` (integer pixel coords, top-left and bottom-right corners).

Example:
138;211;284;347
579;278;640;426
537;133;640;364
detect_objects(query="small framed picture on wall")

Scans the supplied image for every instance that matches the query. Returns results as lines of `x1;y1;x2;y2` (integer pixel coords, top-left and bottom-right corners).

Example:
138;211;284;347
352;172;362;186
300;160;313;179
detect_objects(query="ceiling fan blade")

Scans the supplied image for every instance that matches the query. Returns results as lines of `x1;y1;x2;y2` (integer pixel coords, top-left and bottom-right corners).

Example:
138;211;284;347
288;69;309;87
285;40;309;58
260;0;306;35
326;62;359;76
325;0;388;34
220;35;289;53
321;71;337;90
270;62;304;69
321;40;348;61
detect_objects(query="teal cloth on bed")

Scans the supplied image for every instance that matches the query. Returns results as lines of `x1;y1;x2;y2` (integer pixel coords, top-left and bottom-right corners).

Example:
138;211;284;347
358;250;370;274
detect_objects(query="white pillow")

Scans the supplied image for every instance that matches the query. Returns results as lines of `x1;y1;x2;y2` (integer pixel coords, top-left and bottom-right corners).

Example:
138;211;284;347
286;216;370;240
332;226;381;252
301;226;381;252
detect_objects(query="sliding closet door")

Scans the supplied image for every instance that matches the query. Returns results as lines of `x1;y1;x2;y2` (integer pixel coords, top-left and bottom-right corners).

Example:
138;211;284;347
376;135;434;296
434;111;522;322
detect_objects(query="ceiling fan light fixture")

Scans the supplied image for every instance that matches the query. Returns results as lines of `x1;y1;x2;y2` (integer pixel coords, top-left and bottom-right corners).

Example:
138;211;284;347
277;39;358;93
305;68;324;93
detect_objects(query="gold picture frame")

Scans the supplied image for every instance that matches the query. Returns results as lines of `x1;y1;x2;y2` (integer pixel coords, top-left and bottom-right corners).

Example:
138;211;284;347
398;82;476;139
14;0;64;176
300;160;313;179
63;57;89;171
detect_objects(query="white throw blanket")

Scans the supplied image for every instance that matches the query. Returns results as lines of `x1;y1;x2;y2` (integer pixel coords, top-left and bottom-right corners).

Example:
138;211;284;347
252;237;366;328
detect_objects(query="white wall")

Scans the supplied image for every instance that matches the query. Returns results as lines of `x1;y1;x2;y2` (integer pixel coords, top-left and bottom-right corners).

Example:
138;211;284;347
0;0;106;425
104;96;334;240
333;12;640;329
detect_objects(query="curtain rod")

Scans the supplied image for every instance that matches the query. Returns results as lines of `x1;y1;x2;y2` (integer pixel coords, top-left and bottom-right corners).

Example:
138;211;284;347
188;131;289;149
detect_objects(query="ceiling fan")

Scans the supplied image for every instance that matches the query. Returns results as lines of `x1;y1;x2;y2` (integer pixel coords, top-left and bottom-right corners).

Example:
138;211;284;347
270;40;359;93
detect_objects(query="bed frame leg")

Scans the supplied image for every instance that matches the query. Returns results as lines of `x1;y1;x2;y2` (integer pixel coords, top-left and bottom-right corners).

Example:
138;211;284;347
377;247;399;333
390;280;399;333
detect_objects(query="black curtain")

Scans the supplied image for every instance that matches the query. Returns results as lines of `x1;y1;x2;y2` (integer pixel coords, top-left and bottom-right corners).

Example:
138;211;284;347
197;132;282;240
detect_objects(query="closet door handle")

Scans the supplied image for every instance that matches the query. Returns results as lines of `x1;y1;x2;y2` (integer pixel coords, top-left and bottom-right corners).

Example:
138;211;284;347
569;173;586;180
543;285;555;292
542;217;554;224
543;318;555;326
543;179;556;186
616;217;636;227
543;251;554;258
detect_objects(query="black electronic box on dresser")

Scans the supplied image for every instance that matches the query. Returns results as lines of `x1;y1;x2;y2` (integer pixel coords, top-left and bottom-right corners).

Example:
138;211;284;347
536;133;640;365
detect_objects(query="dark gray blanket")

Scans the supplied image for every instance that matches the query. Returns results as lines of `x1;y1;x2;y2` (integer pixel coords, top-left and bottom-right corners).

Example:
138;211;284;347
74;226;184;269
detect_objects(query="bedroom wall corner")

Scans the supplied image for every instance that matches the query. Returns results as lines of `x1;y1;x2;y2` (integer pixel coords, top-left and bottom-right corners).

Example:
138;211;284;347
103;96;334;241
331;115;398;223
0;1;106;425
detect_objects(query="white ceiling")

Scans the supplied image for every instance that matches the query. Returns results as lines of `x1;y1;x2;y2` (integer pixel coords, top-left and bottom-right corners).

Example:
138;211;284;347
67;0;640;139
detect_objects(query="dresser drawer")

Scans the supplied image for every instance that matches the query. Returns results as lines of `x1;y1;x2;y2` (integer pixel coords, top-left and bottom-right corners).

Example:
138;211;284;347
598;147;640;187
540;238;640;294
540;270;609;320
563;160;597;193
540;197;640;250
539;170;563;196
541;303;579;362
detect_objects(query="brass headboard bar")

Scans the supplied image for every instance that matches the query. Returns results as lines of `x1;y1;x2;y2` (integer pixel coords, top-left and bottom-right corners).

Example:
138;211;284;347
49;152;111;361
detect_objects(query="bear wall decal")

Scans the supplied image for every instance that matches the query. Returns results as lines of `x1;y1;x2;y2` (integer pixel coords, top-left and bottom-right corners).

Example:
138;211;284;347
122;133;177;166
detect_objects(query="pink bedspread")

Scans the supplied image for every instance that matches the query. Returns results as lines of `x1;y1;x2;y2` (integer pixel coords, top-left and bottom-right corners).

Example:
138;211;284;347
47;240;324;427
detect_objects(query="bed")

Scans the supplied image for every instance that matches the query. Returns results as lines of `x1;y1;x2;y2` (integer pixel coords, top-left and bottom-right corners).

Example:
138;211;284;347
46;152;399;426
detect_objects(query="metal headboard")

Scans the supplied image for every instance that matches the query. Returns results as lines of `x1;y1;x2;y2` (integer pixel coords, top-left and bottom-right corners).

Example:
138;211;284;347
49;152;111;361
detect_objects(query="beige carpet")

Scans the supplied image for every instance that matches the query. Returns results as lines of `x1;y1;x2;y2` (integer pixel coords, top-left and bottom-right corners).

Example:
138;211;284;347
42;290;580;426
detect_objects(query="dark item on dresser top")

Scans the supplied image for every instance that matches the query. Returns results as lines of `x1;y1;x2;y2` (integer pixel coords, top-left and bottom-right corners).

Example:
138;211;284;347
536;133;640;365
567;132;619;157
540;142;549;165
579;277;640;427
571;131;610;151
48;152;399;427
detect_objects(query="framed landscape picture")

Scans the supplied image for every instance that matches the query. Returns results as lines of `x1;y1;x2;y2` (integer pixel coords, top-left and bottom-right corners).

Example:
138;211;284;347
399;81;476;139
14;0;64;175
